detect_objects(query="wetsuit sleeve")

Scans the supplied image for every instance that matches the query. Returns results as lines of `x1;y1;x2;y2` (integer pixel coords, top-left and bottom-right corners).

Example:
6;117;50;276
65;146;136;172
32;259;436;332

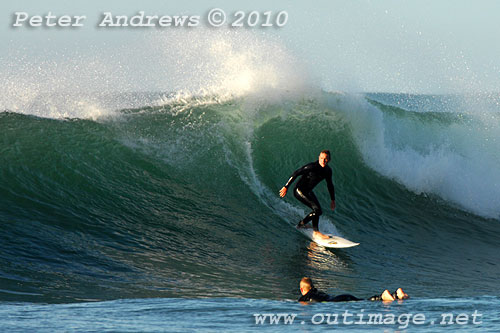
283;163;313;189
326;168;335;201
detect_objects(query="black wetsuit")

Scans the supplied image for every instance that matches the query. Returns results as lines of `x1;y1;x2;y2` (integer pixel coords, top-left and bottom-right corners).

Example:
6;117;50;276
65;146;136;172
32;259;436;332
298;288;361;302
284;161;335;231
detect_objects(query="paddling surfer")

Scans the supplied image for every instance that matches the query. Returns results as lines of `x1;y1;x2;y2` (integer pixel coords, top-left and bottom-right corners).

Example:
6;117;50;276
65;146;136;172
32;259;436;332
279;150;336;240
298;277;410;303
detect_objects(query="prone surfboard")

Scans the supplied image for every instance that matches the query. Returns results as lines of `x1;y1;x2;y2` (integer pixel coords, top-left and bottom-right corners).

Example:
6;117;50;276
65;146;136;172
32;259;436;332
296;226;359;248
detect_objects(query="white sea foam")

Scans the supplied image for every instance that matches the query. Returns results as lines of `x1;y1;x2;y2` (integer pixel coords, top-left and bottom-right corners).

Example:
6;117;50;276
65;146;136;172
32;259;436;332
150;28;317;109
1;28;314;121
330;93;500;220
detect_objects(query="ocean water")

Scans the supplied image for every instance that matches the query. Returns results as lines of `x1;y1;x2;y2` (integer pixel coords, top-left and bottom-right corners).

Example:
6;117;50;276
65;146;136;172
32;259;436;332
1;31;500;332
1;297;499;332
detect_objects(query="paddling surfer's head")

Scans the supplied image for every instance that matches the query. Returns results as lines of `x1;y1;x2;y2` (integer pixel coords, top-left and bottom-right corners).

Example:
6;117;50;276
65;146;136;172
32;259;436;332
300;277;314;295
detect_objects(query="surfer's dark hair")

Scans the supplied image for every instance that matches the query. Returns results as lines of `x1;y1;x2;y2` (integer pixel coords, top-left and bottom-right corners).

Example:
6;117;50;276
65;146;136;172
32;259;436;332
320;150;331;156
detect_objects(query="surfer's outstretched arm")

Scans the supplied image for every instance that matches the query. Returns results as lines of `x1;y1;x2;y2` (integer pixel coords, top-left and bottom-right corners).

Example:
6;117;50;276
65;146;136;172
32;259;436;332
279;165;304;198
280;163;314;198
285;163;315;188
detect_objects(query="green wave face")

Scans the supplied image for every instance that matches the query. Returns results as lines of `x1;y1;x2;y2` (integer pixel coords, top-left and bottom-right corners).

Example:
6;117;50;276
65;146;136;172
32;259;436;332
1;92;499;303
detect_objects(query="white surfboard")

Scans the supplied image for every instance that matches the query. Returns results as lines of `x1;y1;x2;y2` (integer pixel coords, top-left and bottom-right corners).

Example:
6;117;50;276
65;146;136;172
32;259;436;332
296;226;359;248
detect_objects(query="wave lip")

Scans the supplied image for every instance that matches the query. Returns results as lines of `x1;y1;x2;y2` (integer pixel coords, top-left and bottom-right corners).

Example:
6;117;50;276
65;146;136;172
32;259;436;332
1;28;316;121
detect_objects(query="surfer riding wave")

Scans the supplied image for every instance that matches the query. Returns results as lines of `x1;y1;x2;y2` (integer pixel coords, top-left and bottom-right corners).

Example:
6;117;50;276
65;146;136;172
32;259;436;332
279;150;336;240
